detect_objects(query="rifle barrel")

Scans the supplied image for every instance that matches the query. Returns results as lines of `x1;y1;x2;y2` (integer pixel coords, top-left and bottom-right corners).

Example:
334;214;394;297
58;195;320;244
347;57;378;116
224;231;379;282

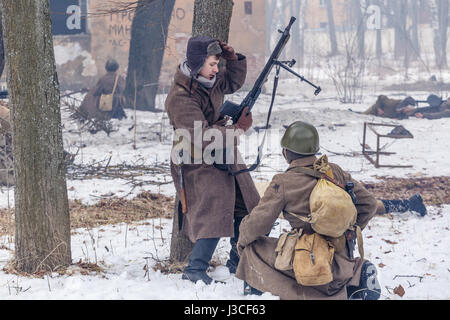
246;17;296;113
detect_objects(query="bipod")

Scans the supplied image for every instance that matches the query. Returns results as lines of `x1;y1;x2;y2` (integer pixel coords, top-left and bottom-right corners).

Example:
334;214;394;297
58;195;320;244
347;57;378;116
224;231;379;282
273;59;322;96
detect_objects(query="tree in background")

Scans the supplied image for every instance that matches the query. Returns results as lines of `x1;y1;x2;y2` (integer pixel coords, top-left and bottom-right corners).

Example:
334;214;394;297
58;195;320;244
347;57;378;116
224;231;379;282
352;0;366;59
429;0;448;68
192;0;233;40
169;0;234;263
409;0;421;61
266;0;278;54
0;0;71;273
290;0;307;67
373;0;383;62
0;12;4;79
325;0;339;56
267;0;306;66
124;0;175;112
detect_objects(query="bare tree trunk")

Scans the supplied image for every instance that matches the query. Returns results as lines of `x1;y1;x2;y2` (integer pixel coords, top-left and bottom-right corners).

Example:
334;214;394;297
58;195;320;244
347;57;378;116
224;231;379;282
409;0;421;61
428;0;448;68
192;0;233;41
266;0;278;53
325;0;339;56
0;12;4;79
438;0;448;68
353;0;366;58
375;0;383;62
393;0;408;59
428;0;440;66
169;196;193;262
277;0;288;60
290;0;305;66
298;0;307;67
1;0;71;273
125;0;175;111
169;0;234;263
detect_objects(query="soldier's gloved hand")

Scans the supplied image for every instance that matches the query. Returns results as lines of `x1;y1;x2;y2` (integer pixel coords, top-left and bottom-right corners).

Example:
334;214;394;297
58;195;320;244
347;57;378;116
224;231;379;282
219;41;238;61
235;107;253;132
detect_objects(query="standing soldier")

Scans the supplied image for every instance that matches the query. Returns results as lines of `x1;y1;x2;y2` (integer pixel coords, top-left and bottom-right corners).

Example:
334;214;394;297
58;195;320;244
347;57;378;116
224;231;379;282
165;36;260;284
237;121;382;300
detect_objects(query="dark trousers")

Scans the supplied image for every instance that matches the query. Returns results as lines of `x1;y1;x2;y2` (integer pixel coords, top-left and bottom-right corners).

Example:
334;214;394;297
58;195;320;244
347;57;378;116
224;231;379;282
184;238;220;274
381;199;409;213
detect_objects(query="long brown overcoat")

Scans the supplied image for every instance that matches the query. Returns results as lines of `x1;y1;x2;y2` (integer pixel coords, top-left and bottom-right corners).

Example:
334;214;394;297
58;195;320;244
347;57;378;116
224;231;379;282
165;56;261;243
79;71;126;121
236;156;378;300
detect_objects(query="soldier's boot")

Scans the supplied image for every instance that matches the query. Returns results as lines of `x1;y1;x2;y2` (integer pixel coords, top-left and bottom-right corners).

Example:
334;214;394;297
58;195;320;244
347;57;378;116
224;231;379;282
182;238;220;285
226;217;244;274
408;194;427;216
381;193;427;216
243;281;264;296
347;261;381;300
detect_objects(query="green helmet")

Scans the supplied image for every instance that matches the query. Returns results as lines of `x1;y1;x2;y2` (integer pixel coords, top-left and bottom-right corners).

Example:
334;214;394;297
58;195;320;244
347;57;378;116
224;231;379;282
281;121;320;155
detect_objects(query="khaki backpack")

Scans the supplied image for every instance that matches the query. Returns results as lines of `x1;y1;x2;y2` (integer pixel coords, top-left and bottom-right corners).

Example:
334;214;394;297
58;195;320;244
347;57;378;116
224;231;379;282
287;155;364;286
288;155;358;238
99;74;120;112
293;232;335;286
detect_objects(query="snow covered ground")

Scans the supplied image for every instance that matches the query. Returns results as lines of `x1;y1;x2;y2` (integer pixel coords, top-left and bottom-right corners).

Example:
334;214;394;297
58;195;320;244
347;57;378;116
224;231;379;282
0;69;449;300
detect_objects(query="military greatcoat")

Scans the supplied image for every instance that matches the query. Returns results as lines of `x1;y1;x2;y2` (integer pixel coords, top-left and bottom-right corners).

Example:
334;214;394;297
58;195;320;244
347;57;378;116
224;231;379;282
165;56;260;243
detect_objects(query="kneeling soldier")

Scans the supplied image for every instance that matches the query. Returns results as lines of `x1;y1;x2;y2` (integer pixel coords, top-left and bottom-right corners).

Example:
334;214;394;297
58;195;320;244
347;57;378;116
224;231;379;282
236;121;381;300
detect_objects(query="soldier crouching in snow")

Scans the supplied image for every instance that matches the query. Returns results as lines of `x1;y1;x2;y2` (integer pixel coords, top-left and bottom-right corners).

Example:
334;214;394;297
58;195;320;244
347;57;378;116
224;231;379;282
78;59;127;121
165;36;260;284
236;121;383;300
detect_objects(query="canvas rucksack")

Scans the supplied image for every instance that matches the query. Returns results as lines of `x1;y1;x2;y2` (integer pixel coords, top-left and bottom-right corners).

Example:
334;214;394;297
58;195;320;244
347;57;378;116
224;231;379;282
285;155;364;286
293;232;335;286
99;74;120;112
287;155;358;238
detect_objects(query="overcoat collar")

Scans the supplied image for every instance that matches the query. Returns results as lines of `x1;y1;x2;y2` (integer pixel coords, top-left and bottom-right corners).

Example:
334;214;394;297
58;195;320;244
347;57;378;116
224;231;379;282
287;155;318;171
173;65;220;95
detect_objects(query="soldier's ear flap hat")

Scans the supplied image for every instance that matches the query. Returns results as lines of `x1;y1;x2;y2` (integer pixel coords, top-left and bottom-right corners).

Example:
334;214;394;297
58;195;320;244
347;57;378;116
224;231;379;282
186;36;222;77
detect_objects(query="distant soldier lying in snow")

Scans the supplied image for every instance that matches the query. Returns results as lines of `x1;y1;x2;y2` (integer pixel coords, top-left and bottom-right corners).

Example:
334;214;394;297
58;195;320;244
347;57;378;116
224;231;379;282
364;95;450;120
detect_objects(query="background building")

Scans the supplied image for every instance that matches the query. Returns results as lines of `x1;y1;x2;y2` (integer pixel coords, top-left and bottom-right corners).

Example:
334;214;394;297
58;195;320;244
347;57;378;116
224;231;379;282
35;0;266;92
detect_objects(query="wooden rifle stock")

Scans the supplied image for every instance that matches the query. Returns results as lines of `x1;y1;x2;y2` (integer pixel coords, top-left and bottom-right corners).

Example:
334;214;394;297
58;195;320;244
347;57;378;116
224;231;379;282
180;189;188;214
179;165;188;214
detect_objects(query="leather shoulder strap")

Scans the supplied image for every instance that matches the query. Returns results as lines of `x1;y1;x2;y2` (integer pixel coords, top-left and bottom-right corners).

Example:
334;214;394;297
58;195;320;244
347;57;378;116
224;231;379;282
112;74;120;95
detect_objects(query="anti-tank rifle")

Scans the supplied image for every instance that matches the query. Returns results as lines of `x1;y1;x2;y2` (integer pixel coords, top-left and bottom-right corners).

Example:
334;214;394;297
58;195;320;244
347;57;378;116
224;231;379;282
219;16;321;124
217;17;322;176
